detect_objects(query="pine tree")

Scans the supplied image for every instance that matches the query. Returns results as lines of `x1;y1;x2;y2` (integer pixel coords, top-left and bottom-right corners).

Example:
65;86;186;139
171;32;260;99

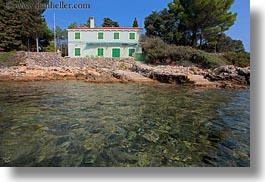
0;0;51;52
102;18;119;27
168;0;237;48
144;0;237;49
68;22;78;29
133;18;138;27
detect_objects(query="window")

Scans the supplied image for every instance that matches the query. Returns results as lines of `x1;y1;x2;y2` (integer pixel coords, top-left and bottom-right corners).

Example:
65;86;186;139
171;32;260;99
129;48;135;56
75;32;80;39
112;48;120;58
75;48;81;56
114;32;119;39
98;32;104;39
129;32;135;40
98;48;104;56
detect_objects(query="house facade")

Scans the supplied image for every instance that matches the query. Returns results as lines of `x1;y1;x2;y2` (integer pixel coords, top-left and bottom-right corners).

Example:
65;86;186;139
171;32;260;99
68;17;143;58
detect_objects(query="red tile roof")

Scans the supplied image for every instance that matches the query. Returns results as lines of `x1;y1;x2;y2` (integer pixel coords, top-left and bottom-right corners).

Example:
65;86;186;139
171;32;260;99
68;27;143;31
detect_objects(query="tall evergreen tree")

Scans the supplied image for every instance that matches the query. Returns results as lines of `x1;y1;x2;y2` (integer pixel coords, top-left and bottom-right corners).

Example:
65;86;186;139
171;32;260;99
133;18;138;27
168;0;237;48
145;0;237;49
0;0;51;51
144;9;182;44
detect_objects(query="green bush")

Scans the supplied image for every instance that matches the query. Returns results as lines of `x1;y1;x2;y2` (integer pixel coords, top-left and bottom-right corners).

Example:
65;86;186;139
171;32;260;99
44;41;56;52
142;36;169;64
191;51;226;69
142;36;226;68
222;51;250;67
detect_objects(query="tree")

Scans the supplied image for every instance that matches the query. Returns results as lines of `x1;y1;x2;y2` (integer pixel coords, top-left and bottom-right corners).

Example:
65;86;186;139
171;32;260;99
0;0;51;52
85;17;90;27
168;0;237;48
144;0;237;49
0;1;22;51
216;33;245;53
102;18;119;27
55;26;68;56
133;18;138;27
144;9;182;44
68;22;78;29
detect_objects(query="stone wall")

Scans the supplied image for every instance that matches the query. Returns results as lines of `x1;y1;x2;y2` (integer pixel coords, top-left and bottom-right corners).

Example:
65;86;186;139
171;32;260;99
24;52;135;71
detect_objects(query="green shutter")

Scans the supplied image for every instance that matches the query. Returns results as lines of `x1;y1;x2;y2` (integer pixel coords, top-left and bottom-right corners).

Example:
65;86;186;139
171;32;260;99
112;48;120;58
98;48;104;56
129;33;135;39
75;32;80;39
129;49;135;56
98;32;104;39
75;48;81;56
114;32;119;39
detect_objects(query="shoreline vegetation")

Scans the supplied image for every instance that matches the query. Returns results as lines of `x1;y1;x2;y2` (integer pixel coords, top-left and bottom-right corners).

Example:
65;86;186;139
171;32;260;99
0;52;250;89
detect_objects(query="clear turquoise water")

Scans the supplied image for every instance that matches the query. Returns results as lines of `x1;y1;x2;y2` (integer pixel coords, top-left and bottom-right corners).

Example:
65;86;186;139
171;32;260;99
0;81;250;167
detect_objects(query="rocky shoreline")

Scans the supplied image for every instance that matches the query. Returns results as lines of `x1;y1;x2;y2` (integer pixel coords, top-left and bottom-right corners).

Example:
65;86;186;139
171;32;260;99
0;52;250;88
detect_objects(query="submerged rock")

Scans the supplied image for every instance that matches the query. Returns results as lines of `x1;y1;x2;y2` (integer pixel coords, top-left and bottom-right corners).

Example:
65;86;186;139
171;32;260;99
142;130;160;143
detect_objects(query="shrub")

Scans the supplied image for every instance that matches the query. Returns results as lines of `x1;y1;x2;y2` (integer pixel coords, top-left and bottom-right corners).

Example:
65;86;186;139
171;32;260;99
191;51;226;69
222;51;250;67
44;41;56;52
142;36;169;64
142;36;226;68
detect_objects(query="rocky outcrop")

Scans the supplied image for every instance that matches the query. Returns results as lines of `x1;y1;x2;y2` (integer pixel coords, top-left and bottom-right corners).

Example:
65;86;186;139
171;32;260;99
133;62;213;86
112;70;155;83
0;52;250;88
133;62;250;88
204;65;250;88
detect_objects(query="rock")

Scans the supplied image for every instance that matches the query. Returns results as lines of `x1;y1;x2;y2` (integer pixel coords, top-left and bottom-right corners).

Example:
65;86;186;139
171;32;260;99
237;67;250;84
137;152;151;167
213;65;236;75
142;131;160;143
237;67;250;76
0;52;250;88
112;70;155;82
151;72;190;84
74;73;86;80
187;75;219;88
208;65;250;86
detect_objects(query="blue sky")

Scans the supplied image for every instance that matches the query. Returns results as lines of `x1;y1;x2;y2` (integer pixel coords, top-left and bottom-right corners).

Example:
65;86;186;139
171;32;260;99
44;0;250;51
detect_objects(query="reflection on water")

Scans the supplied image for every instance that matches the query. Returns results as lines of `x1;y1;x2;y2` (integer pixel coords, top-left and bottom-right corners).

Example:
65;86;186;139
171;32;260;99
0;81;250;167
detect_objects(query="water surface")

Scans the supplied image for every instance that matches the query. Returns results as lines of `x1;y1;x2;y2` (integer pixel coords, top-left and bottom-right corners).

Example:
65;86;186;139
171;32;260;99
0;81;250;167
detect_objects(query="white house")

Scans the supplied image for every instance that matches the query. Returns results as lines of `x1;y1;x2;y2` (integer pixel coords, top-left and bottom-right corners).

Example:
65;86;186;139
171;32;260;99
68;17;143;58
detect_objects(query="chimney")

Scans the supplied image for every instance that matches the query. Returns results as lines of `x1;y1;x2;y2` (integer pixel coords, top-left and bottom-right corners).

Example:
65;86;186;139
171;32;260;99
90;16;95;28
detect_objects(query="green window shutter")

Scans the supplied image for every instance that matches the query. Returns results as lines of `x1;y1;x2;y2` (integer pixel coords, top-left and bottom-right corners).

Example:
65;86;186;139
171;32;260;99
98;32;104;39
129;49;135;56
75;32;80;39
129;33;135;40
98;48;104;56
112;48;120;58
75;48;81;56
114;32;119;39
